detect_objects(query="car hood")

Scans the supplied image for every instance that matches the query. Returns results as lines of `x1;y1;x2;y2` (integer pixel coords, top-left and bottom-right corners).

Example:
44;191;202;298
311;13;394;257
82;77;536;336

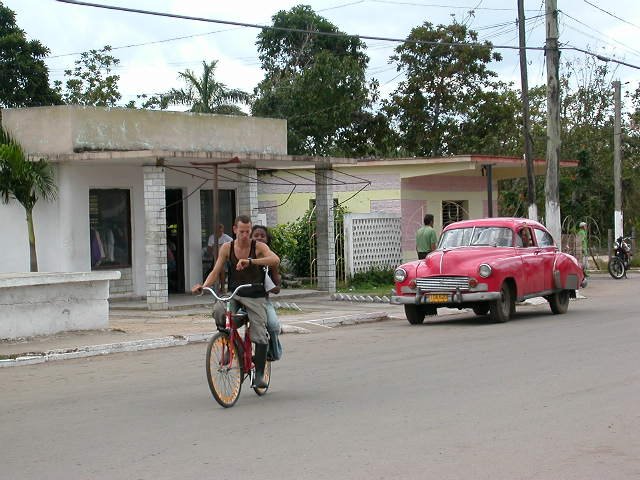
408;247;513;276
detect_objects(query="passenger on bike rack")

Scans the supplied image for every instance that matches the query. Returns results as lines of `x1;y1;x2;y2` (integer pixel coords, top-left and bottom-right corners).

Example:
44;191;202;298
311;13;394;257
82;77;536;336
192;214;280;389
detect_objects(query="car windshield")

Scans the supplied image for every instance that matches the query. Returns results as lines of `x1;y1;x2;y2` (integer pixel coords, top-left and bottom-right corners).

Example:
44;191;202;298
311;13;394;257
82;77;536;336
438;227;514;249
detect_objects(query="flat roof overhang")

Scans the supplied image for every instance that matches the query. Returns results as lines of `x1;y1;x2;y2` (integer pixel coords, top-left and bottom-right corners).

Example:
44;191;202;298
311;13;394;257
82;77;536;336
346;155;577;180
40;150;357;169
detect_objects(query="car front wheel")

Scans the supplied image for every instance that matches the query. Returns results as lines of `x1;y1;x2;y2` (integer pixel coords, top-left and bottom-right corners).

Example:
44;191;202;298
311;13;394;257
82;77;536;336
472;304;490;316
489;282;513;323
404;305;425;325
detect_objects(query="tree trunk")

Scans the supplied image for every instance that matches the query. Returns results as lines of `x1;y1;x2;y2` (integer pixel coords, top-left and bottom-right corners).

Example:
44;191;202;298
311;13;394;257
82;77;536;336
26;208;38;272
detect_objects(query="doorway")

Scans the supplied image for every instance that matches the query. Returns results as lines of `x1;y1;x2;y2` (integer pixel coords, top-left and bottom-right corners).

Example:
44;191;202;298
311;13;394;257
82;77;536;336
166;189;185;293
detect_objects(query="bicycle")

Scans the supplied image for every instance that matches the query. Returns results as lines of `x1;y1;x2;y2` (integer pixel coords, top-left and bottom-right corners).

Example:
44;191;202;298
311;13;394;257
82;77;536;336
200;284;271;408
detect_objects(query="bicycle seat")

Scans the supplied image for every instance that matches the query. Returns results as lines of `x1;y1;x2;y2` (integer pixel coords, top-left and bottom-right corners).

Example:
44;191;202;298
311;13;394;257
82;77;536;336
231;309;249;328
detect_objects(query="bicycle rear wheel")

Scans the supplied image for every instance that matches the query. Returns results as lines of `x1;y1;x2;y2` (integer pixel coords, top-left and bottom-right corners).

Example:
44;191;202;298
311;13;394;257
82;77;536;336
206;332;242;408
253;361;271;396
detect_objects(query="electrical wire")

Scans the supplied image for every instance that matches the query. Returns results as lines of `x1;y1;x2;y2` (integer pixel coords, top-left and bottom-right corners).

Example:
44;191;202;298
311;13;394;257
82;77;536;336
54;0;640;70
583;0;640;32
54;0;547;53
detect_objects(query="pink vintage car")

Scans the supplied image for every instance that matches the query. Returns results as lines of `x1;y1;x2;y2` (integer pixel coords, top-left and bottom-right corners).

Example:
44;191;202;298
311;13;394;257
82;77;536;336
391;217;587;324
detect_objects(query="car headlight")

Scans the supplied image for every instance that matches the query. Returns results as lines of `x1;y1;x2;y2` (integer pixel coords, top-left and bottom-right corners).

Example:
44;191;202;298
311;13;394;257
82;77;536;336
394;268;407;282
478;264;492;278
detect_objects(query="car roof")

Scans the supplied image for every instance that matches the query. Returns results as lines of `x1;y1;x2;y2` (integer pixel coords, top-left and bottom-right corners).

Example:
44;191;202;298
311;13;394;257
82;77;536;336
442;217;547;231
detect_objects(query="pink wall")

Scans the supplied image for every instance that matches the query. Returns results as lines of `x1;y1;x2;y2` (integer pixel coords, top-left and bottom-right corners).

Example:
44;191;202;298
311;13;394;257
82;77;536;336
404;175;486;192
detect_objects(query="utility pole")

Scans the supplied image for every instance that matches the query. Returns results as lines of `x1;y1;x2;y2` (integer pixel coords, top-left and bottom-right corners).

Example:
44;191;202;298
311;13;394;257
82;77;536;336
613;80;623;239
518;0;537;221
545;0;562;244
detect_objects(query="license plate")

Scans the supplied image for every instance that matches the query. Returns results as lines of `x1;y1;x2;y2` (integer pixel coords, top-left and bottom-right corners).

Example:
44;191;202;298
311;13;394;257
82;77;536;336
427;293;449;303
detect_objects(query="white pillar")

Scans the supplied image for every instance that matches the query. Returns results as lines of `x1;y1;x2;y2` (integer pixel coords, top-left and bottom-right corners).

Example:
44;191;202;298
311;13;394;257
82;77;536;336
237;167;259;219
315;165;336;293
143;165;168;310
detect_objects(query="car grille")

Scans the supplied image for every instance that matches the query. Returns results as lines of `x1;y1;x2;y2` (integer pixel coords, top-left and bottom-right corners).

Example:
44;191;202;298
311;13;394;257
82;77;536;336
416;276;470;291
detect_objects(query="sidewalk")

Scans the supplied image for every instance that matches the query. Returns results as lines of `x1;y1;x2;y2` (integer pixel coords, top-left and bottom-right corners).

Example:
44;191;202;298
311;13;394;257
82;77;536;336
0;289;406;367
1;283;595;368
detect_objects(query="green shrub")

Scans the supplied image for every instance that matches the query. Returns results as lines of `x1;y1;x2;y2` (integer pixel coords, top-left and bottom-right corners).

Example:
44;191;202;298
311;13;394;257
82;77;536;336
269;205;347;278
349;266;394;289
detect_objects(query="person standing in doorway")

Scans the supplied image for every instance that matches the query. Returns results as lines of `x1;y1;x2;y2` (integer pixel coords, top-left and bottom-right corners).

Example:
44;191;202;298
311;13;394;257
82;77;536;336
416;213;438;259
577;221;589;276
207;223;233;258
206;223;233;290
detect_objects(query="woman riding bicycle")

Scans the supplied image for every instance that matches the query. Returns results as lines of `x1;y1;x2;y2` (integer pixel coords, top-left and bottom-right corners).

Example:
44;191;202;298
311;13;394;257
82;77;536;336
251;224;283;361
192;214;280;389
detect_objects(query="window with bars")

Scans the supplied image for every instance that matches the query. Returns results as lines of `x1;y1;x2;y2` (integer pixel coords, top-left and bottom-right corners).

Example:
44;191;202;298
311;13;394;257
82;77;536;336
442;200;468;227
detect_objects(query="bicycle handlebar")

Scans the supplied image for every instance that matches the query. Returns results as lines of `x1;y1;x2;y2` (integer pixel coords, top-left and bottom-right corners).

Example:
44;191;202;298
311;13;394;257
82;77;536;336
199;283;262;303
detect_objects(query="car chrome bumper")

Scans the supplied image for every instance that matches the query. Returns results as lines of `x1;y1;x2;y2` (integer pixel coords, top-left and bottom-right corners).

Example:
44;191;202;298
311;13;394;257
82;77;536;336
390;291;502;305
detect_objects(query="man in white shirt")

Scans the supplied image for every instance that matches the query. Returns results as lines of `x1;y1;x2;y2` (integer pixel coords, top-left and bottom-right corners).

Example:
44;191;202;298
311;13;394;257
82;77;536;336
207;223;233;258
205;223;233;290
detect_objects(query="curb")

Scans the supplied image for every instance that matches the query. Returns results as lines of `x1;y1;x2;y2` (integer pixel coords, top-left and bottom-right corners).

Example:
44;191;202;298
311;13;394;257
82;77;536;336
0;313;386;368
298;311;389;328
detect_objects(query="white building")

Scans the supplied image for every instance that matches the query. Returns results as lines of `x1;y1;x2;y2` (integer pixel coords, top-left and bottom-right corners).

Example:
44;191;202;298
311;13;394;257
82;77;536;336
1;106;347;309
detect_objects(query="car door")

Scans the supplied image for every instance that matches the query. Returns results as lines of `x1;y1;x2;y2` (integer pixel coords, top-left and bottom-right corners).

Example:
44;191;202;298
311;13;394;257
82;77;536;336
515;226;545;295
533;227;558;291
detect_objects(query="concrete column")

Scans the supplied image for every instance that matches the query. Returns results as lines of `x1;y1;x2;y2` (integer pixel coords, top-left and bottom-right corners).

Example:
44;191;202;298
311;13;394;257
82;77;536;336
315;165;336;293
237;167;258;219
143;166;168;310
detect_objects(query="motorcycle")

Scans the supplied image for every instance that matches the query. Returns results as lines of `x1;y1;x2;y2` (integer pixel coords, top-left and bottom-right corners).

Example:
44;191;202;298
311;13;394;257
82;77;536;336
608;236;633;279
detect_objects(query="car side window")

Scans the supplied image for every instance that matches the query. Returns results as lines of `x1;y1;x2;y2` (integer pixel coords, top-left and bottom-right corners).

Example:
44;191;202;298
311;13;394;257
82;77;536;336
518;227;534;247
534;228;555;247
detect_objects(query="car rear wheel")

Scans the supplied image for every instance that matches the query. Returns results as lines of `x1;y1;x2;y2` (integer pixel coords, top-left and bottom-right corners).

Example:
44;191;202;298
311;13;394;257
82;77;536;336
472;304;490;316
489;282;513;323
548;289;570;314
404;305;425;325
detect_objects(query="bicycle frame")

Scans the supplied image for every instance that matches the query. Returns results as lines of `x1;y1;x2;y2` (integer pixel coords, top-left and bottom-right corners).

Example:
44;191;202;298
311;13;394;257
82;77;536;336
202;285;255;378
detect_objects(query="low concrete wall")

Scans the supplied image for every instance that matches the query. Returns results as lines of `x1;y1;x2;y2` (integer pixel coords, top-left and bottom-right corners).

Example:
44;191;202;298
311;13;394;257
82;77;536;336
0;271;121;339
1;106;287;156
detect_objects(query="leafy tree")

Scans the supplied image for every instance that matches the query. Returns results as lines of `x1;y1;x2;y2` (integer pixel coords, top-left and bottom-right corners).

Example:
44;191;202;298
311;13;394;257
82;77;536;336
253;5;374;156
140;60;251;114
455;81;522;155
54;45;121;106
0;126;57;272
385;21;504;157
499;58;640;242
0;1;60;107
626;84;640;234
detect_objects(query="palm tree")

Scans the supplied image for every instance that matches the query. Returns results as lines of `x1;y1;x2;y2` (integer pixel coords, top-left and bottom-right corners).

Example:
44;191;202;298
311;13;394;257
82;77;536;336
0;126;57;272
145;60;252;114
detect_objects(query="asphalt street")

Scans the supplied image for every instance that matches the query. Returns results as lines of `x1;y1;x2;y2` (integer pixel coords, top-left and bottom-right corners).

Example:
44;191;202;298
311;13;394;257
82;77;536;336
1;275;639;479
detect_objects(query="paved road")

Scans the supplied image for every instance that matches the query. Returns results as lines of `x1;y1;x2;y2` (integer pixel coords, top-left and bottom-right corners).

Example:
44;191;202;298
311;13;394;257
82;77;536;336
2;276;639;479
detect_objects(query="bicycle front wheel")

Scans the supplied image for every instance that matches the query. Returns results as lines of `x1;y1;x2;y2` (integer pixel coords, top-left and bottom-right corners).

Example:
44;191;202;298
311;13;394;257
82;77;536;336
206;332;242;408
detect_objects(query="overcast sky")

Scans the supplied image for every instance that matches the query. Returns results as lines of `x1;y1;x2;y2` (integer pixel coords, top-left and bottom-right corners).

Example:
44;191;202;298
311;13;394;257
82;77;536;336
6;0;640;108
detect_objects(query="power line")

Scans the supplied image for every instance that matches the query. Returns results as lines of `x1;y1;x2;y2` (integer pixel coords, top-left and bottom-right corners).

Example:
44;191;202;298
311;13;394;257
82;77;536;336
369;0;540;12
54;0;640;70
583;0;640;32
565;45;640;70
560;10;640;59
54;0;546;53
47;26;241;59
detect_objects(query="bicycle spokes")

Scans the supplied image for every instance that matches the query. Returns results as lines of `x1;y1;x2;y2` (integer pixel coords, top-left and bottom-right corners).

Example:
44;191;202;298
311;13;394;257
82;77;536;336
206;333;242;408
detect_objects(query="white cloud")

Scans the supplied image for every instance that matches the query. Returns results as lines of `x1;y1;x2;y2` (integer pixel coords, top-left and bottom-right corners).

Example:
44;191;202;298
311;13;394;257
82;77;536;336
5;0;640;106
